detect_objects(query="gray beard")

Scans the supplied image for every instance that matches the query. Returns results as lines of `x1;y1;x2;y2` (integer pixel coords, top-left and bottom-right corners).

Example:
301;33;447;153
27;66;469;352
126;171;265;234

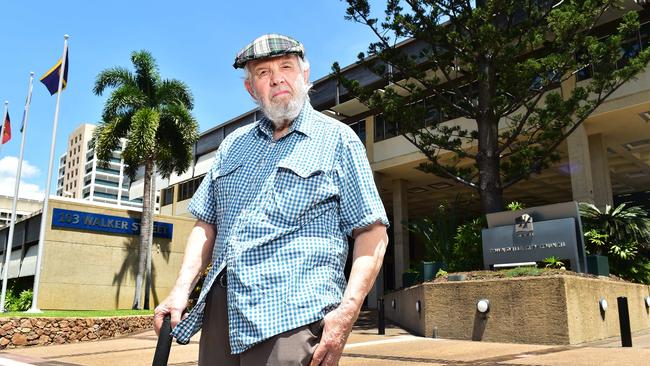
256;76;311;130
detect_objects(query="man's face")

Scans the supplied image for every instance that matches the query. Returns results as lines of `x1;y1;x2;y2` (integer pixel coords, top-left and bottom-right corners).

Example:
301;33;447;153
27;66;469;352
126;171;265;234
244;55;310;126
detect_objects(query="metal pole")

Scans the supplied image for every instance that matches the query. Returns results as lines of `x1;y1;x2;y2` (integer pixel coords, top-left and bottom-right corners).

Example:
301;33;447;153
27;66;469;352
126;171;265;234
0;74;34;312
617;296;632;347
28;35;69;313
377;298;385;335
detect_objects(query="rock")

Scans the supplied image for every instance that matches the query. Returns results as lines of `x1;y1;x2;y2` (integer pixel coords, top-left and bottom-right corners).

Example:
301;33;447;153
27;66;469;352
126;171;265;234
19;319;31;328
38;335;50;344
34;321;46;329
11;333;27;346
20;328;31;333
59;320;69;328
1;323;13;331
0;337;10;346
53;336;65;344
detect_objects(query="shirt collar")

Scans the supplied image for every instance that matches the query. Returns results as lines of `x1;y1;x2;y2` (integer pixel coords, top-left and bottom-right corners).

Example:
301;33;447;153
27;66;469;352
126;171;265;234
257;99;316;140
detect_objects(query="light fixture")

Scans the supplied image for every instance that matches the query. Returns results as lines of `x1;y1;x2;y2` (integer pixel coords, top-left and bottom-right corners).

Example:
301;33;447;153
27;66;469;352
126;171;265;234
416;300;421;314
477;299;490;313
644;296;650;308
391;299;396;309
599;298;608;312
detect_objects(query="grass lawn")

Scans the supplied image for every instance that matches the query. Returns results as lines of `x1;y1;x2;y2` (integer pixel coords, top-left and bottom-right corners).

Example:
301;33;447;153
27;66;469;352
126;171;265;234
0;309;153;318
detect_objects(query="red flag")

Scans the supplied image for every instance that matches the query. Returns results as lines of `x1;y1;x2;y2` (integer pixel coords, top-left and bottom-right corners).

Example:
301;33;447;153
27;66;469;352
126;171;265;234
1;112;9;144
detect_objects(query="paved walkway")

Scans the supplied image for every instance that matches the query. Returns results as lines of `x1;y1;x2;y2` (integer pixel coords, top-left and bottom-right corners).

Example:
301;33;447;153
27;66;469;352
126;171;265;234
1;313;649;365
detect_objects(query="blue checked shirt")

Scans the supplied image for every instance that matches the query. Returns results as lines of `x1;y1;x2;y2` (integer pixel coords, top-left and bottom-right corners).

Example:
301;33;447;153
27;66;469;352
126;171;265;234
171;101;389;354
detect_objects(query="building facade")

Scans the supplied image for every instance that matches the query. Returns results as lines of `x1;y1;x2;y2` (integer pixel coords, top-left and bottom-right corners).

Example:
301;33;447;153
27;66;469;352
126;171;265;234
134;7;650;300
56;123;149;209
0;197;194;309
0;195;41;228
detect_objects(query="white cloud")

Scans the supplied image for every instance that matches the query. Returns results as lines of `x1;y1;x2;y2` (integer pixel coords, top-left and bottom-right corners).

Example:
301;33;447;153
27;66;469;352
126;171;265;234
0;156;44;200
0;156;40;178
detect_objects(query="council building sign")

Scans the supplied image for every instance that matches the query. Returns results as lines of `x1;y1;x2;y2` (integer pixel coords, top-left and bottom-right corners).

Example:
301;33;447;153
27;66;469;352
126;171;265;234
51;208;173;239
482;201;587;272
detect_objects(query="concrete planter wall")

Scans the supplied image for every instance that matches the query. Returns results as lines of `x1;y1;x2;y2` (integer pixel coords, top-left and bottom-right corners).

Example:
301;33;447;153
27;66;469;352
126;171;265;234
0;315;153;349
383;275;650;345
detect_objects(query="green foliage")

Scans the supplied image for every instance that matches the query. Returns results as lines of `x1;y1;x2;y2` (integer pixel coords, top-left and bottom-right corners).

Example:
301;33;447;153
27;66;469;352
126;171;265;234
543;256;566;270
92;50;199;180
580;203;650;283
93;50;200;309
407;196;468;263
337;1;650;213
451;217;486;271
505;266;542;278
1;309;153;318
507;201;525;211
436;268;448;278
4;287;32;312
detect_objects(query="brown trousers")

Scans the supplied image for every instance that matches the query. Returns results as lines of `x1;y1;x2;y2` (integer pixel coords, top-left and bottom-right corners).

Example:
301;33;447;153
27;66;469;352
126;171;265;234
199;282;323;366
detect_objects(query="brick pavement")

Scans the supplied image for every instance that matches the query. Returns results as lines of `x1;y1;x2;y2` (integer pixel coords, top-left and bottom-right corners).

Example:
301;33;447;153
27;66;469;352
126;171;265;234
0;312;648;365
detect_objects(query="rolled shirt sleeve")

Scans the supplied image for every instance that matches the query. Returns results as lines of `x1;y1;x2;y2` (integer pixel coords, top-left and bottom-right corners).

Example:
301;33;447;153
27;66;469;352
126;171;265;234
337;128;389;236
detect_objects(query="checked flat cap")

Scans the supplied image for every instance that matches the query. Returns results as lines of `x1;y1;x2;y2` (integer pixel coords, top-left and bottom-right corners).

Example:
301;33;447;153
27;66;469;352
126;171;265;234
233;34;305;69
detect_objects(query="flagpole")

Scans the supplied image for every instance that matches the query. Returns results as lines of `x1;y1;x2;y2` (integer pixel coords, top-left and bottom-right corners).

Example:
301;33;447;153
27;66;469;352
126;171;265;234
0;101;8;156
28;35;68;313
0;74;34;312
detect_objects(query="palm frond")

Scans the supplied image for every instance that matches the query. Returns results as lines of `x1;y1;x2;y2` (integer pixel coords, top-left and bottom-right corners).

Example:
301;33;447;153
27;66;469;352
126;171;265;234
93;67;135;96
157;79;194;110
130;50;160;101
92;119;127;167
155;104;199;178
102;84;147;122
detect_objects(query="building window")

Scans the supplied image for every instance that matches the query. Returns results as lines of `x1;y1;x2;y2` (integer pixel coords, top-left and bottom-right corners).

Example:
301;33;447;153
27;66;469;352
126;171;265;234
374;114;398;142
161;187;174;206
177;175;205;202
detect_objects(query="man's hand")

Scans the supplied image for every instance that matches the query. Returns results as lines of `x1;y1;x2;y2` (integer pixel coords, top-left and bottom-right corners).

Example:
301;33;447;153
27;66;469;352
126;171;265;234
153;290;190;336
309;306;357;366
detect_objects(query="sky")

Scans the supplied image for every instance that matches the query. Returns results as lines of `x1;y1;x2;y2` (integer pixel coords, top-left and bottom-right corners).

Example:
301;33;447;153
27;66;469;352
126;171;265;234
0;0;385;200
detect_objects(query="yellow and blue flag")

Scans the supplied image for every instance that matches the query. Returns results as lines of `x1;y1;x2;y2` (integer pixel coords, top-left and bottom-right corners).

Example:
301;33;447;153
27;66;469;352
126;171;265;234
40;51;69;95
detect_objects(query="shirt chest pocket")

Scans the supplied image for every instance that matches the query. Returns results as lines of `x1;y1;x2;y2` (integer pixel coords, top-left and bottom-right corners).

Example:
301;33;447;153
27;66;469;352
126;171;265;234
269;160;337;227
212;161;243;219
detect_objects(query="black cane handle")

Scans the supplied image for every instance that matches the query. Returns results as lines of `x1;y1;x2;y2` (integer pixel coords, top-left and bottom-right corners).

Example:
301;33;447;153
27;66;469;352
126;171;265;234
152;314;173;366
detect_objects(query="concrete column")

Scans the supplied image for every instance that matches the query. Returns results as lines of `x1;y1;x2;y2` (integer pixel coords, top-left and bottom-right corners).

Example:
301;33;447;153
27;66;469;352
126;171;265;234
588;133;613;208
567;124;595;204
365;115;375;163
392;179;409;288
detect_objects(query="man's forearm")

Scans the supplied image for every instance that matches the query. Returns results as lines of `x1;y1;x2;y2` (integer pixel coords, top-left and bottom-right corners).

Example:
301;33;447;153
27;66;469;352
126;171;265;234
338;223;388;318
172;220;216;296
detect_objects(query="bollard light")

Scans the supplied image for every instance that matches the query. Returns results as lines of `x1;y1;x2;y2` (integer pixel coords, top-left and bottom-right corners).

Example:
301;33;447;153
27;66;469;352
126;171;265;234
416;300;421;314
599;298;608;312
644;296;650;308
477;299;490;313
391;299;396;309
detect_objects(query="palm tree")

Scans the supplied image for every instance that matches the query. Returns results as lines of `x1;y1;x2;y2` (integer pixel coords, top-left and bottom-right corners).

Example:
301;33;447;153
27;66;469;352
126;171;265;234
92;50;199;309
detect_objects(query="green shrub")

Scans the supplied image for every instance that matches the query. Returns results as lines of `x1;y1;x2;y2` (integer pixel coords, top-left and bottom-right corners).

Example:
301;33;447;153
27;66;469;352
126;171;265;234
504;267;542;277
580;203;650;284
543;256;565;270
450;217;485;271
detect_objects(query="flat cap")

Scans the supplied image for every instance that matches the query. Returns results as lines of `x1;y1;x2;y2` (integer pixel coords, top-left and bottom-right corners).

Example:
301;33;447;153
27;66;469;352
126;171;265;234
233;34;305;69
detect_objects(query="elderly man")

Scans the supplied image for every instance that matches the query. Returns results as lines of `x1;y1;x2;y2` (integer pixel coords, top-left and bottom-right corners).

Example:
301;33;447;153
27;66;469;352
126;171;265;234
155;34;389;366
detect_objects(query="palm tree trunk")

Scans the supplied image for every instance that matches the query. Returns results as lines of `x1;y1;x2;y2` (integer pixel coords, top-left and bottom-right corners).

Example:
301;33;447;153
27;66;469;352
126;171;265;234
132;158;154;309
143;171;156;310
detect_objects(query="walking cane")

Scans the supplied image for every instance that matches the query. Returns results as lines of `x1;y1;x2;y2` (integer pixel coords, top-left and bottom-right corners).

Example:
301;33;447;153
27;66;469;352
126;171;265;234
152;314;173;366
